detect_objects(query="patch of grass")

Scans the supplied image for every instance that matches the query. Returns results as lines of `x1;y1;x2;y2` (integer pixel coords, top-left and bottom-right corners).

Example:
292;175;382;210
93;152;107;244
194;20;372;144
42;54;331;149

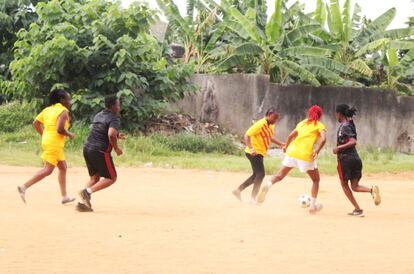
0;124;413;176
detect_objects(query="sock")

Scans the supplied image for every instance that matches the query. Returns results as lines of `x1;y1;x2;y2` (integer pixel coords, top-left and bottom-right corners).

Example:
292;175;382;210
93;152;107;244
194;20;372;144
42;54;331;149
86;188;92;194
62;195;70;200
310;197;316;207
266;181;273;188
21;185;27;191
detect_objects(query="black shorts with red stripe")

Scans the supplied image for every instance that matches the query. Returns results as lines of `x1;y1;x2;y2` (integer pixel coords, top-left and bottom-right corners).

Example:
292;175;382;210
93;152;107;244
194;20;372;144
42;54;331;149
337;154;362;181
83;147;117;180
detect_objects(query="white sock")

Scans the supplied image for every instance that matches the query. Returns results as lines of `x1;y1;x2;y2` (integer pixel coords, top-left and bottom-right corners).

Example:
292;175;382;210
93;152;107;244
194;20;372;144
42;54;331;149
20;185;27;191
310;197;316;207
266;181;273;188
86;188;92;194
62;195;70;200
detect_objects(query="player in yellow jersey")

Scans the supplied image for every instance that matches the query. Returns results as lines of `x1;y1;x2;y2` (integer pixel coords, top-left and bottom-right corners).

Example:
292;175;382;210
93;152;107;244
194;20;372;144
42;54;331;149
232;108;285;204
257;105;327;214
17;90;75;204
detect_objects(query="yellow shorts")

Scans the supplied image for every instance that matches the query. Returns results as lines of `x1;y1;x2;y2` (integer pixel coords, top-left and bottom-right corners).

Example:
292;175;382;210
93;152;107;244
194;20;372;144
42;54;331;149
41;146;65;166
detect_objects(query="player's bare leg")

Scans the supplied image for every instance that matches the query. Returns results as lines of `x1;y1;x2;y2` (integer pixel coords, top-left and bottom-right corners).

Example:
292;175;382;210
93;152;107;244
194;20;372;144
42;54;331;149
57;161;75;204
350;179;381;206
340;180;364;216
17;162;55;203
257;166;292;204
307;169;323;214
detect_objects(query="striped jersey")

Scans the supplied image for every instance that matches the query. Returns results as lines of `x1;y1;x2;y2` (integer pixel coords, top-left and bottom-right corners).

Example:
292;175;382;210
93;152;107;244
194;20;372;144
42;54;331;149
244;118;275;156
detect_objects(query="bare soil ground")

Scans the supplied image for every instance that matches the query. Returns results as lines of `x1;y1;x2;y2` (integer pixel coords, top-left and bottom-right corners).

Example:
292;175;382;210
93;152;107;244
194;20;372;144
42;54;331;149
1;165;414;274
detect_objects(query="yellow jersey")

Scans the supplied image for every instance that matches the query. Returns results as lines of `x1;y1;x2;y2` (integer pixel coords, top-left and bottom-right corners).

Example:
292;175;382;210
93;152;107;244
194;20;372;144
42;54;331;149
286;119;326;162
35;103;70;149
244;118;275;156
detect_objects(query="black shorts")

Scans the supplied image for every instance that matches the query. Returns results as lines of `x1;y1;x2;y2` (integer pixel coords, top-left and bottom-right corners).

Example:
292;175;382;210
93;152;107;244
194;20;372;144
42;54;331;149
83;147;117;180
338;155;362;181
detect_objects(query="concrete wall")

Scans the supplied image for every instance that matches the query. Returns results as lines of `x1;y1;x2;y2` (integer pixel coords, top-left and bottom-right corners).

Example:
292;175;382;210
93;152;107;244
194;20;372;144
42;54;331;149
173;74;414;153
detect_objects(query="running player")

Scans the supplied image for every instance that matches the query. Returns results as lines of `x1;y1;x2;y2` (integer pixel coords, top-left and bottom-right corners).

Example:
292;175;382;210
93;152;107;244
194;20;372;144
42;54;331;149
76;96;123;212
17;90;75;204
232;108;285;204
333;104;381;217
257;105;326;214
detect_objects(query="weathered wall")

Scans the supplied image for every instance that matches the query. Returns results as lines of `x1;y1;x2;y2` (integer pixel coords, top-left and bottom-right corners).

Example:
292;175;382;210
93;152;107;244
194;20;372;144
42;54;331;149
173;74;414;153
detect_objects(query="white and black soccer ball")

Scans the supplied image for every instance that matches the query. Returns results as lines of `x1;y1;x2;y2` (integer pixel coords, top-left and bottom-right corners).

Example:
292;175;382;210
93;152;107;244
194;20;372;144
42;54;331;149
298;195;311;208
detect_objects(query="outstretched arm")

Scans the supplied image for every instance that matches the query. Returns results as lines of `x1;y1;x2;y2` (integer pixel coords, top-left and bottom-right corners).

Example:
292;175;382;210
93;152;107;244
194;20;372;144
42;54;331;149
283;130;298;152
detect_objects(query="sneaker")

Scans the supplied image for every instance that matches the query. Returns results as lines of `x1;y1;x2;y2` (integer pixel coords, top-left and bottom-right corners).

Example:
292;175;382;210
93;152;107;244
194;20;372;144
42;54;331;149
309;204;323;214
257;185;270;204
62;197;76;204
232;189;242;202
17;186;26;204
348;209;365;217
371;185;381;206
249;198;259;206
76;202;93;212
78;189;92;209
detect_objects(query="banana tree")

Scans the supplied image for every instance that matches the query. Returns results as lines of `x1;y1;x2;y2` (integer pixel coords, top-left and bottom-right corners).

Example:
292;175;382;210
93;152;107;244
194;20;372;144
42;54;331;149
314;0;414;88
157;0;223;72
215;0;343;86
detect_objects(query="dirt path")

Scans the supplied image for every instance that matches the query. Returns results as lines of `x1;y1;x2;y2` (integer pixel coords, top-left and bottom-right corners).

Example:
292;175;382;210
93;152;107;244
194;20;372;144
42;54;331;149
1;165;414;274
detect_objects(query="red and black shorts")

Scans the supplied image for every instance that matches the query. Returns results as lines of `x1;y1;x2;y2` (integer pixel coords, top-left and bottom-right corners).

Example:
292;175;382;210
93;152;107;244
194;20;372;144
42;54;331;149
83;147;117;180
337;155;362;181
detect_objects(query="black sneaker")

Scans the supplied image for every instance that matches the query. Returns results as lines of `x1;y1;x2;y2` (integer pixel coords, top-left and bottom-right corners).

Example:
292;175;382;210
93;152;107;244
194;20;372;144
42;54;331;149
348;209;364;217
76;202;93;212
79;189;92;209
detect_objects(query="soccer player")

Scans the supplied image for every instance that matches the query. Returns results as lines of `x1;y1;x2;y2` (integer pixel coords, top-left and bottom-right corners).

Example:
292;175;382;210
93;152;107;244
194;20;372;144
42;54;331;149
232;108;285;204
333;104;381;217
257;105;326;214
76;96;123;212
17;90;75;204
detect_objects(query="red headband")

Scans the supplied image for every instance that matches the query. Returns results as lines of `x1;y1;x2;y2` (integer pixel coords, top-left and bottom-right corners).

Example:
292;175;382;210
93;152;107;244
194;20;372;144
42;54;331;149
308;105;323;122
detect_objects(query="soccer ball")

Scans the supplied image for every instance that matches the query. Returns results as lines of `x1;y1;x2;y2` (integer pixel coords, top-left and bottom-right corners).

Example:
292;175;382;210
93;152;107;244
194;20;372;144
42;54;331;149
298;195;311;208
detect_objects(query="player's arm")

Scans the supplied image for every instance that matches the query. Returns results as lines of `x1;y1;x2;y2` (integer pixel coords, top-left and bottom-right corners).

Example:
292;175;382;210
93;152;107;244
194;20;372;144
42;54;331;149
56;111;75;140
108;127;123;156
312;130;327;160
244;134;256;156
244;121;262;156
33;120;43;136
284;129;298;152
271;138;285;148
334;137;357;154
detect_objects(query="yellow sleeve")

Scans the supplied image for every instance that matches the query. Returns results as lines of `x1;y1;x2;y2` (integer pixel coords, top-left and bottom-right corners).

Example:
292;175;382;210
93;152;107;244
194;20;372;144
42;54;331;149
318;122;326;132
35;110;45;124
246;120;264;137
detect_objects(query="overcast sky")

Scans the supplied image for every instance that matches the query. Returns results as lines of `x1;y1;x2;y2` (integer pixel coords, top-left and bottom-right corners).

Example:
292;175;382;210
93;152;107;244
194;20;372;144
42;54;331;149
122;0;413;29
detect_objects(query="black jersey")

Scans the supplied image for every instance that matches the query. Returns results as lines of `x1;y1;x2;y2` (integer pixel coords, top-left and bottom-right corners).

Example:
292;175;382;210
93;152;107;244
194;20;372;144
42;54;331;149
337;121;359;158
84;109;120;152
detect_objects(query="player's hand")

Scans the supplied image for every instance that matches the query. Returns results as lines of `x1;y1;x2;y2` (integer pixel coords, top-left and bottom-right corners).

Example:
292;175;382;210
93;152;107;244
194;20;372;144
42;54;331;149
280;143;286;149
282;145;287;153
333;147;339;154
118;133;127;140
311;151;319;161
249;148;257;156
115;147;123;156
67;132;75;141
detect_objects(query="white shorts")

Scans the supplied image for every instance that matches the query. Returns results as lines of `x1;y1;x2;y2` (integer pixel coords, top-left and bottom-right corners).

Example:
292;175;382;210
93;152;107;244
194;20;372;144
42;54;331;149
282;155;318;173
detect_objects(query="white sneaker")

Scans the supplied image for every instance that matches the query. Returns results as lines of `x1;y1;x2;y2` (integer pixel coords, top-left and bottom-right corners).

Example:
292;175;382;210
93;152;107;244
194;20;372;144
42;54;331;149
257;185;270;204
309;204;323;214
249;198;259;206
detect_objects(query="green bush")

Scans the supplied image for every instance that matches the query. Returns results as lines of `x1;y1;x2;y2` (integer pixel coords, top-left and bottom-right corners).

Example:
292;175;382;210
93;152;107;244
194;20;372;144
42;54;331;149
0;102;35;132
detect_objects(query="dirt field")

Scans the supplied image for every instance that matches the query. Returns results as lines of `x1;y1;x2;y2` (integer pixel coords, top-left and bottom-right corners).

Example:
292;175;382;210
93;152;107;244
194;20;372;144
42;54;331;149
1;165;414;274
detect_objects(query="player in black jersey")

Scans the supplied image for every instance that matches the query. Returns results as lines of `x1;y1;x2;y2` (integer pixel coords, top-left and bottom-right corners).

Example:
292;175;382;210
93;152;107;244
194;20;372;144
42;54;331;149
333;104;381;217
